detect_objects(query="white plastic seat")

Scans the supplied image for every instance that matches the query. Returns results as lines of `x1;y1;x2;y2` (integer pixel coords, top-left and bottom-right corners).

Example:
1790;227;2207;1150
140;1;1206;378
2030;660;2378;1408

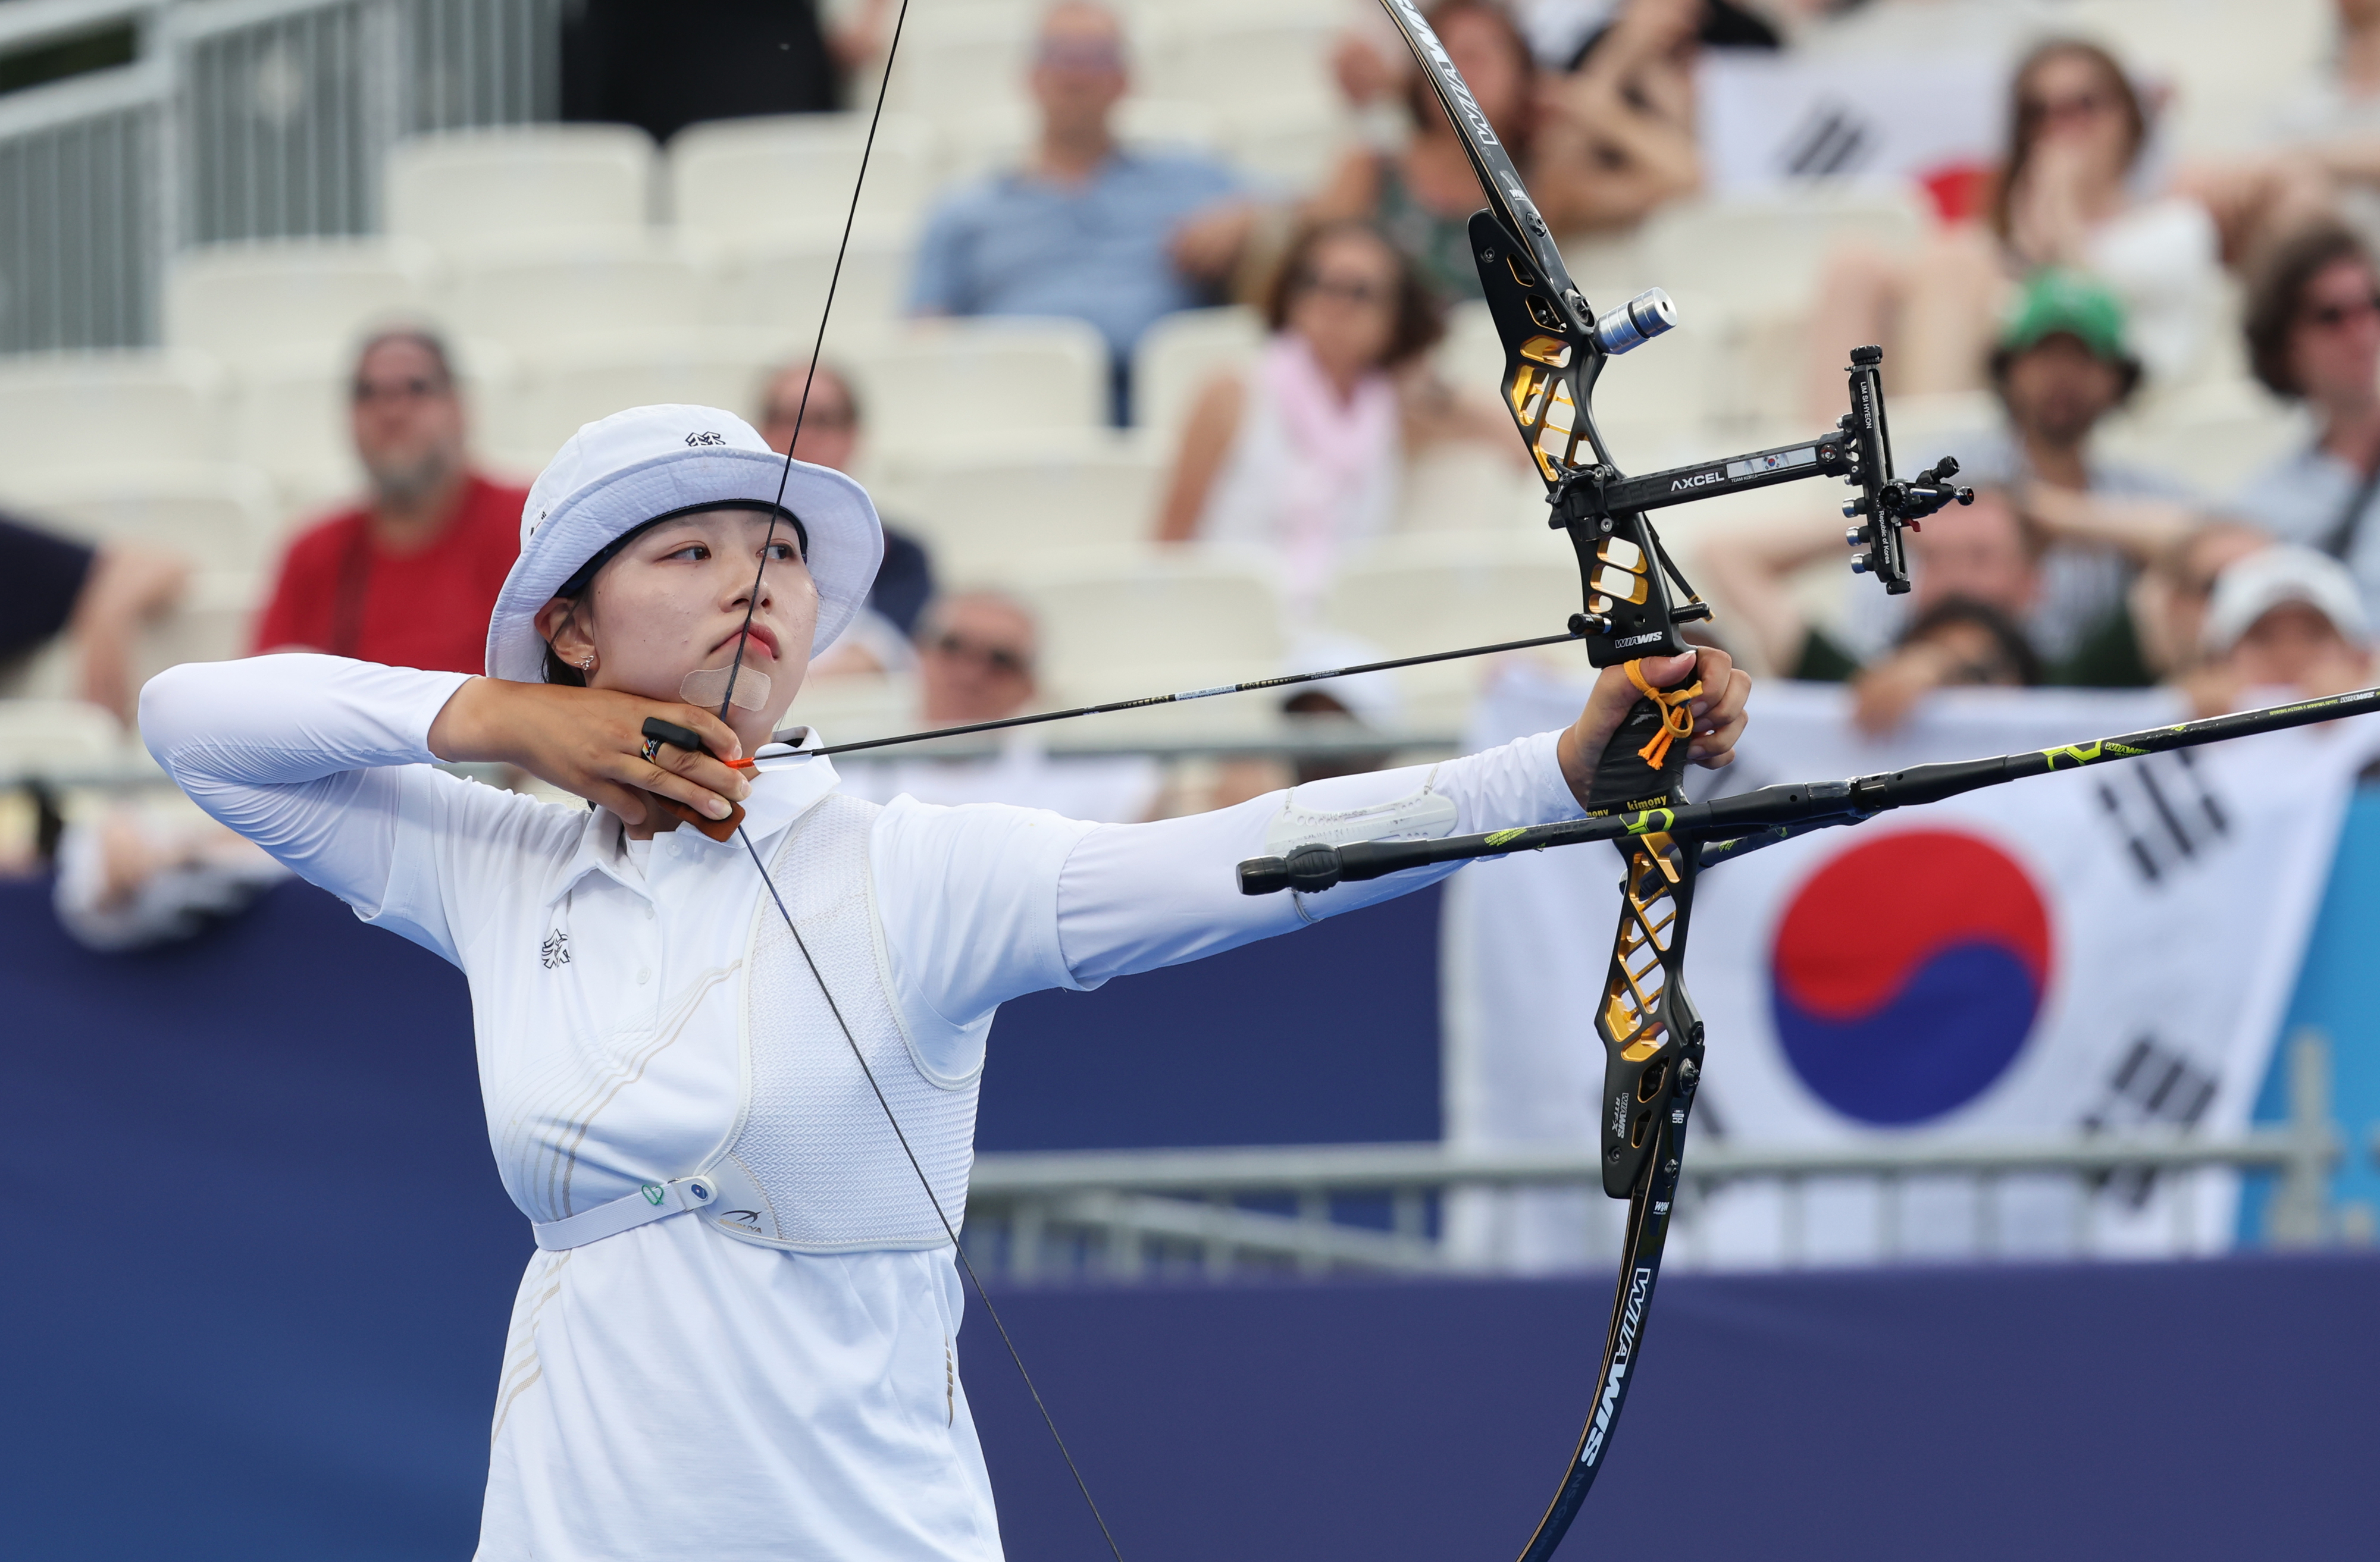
1220;105;1356;190
1395;446;1542;536
669;113;942;250
1130;305;1262;437
848;318;1110;442
384;125;657;250
511;340;781;468
900;448;1164;578
0;463;281;568
0;700;127;776
782;671;920;747
880;20;1034;131
440;240;713;356
710;233;916;334
0;352;226;473
1139;19;1336;118
1637;190;1928;316
1323;535;1584;658
136;569;261;683
1018;549;1285;702
164;239;438;369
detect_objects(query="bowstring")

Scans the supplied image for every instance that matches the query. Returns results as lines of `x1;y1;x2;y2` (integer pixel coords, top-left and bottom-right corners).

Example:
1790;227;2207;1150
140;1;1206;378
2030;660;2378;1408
711;11;1126;1560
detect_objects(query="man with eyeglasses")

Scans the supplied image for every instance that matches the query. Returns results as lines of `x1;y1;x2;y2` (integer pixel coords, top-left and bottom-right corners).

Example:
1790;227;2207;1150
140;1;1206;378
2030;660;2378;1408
250;327;527;675
906;0;1250;422
757;360;934;641
2234;219;2380;631
840;589;1161;821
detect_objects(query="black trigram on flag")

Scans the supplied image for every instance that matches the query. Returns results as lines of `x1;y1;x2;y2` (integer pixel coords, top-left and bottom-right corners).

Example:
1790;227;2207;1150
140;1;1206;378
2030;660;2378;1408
2079;1035;2220;1207
2096;748;2230;884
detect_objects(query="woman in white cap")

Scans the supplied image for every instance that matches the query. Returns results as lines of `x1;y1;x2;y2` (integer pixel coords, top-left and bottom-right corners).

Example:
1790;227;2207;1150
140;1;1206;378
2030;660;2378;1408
2185;542;2375;716
139;404;1750;1560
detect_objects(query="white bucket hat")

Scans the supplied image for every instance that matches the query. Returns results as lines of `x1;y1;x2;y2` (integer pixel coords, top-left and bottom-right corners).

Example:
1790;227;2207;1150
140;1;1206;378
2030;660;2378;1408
484;403;884;683
2200;543;2369;657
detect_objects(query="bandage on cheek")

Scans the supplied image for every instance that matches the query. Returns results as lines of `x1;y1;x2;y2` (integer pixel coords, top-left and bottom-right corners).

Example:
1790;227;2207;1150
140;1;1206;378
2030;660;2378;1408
679;663;771;712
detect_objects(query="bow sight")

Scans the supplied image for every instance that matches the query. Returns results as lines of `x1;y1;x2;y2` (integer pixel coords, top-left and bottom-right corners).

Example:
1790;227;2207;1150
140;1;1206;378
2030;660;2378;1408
1468;212;1975;667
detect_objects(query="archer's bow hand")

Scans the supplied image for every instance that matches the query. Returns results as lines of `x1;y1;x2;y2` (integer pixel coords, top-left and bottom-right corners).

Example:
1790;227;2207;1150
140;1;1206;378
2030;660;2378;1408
427;679;750;829
1555;647;1750;808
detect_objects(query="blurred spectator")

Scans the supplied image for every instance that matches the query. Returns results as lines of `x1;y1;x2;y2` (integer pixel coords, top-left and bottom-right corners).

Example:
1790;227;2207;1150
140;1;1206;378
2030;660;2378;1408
756;360;935;639
2062;520;2272;692
1851;596;2041;737
562;0;895;140
252;328;525;675
52;804;288;953
1806;37;2223;407
1956;269;2200;666
2184;544;2374;716
1155;220;1508;610
1305;0;1542;303
0;513;186;724
1532;0;1750;239
2252;0;2380;256
1702;483;2047;713
2233;219;2380;629
906;1;1249;420
838;589;1160;821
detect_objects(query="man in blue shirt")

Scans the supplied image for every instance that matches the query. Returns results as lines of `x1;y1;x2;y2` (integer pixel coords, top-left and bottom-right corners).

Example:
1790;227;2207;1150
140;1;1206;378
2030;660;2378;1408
906;0;1248;421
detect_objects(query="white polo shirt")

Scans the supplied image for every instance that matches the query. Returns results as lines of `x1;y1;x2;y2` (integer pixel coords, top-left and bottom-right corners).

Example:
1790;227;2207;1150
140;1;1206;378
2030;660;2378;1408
140;653;1586;1561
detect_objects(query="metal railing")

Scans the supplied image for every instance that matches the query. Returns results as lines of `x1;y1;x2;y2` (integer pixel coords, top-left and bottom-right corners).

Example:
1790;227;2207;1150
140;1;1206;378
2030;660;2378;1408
962;1033;2351;1282
0;0;561;354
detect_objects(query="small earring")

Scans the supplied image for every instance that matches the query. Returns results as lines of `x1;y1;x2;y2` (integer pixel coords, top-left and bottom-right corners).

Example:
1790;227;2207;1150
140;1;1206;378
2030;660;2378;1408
580;654;595;670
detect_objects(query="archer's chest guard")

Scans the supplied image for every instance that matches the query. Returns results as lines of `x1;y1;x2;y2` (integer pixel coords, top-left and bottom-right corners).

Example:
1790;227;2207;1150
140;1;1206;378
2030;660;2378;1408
700;795;981;1253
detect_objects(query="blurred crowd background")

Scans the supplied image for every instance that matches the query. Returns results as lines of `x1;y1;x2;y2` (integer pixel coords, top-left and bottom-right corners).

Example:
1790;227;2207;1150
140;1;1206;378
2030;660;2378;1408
8;0;2380;946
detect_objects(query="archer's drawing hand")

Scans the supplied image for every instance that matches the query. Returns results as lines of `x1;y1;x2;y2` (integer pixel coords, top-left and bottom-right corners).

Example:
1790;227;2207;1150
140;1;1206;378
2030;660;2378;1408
428;679;752;827
1557;647;1751;807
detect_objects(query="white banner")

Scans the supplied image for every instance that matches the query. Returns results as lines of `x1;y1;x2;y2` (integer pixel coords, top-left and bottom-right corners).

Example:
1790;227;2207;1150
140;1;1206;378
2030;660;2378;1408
1444;671;2372;1271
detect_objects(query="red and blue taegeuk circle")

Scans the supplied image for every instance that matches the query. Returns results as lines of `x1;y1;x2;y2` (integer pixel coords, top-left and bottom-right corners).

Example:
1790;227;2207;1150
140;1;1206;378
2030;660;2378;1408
1768;829;2052;1125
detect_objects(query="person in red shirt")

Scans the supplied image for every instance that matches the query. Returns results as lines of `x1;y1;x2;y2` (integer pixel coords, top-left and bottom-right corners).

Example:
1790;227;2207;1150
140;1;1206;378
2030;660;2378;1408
252;328;527;673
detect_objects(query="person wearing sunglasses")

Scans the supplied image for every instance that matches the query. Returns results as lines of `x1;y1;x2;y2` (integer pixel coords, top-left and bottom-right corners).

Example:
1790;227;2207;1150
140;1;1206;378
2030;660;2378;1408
2234;218;2380;631
1155;219;1510;610
840;589;1162;821
251;327;528;676
1806;36;2222;412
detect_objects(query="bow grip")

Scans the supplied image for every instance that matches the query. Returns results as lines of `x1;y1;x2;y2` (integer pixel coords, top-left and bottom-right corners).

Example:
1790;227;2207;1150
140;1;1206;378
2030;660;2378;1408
1584;660;1700;813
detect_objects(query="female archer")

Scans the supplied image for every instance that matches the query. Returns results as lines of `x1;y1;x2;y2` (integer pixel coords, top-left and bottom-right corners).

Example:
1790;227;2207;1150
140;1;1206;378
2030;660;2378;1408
140;402;1749;1559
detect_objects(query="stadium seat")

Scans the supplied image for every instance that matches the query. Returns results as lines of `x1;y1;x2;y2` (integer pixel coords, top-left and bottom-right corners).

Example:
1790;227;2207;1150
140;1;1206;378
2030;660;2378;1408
1322;535;1587;728
384;125;657;250
900;447;1164;578
136;569;261;685
1394;446;1541;536
511;340;780;468
1138;18;1337;119
0;463;282;568
1220;105;1357;191
1131;305;1263;438
709;232;916;334
1637;189;1928;316
782;672;920;748
440;240;713;356
669;113;941;249
0;700;127;776
0;351;226;473
1017;549;1285;702
880;18;1034;132
847;318;1110;443
163;239;438;369
1323;535;1583;659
